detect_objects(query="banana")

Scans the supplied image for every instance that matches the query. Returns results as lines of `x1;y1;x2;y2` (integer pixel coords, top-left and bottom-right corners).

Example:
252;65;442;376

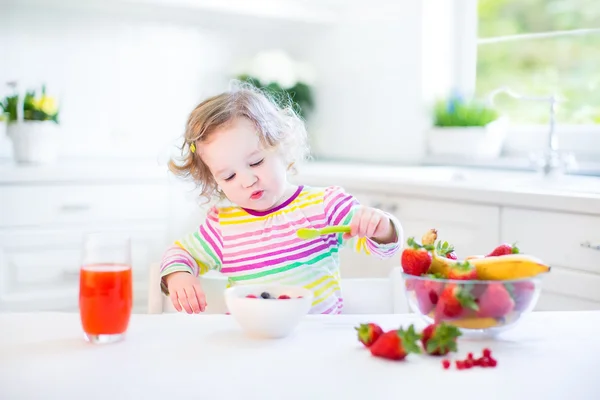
419;228;551;280
428;253;453;277
429;252;550;280
447;317;500;330
468;254;550;280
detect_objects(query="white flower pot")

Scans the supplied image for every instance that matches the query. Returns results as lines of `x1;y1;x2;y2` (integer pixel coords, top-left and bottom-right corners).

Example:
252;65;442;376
7;121;61;164
426;118;508;159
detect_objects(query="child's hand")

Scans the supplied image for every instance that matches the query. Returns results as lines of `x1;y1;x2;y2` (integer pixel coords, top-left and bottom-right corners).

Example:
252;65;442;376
165;271;207;314
342;206;397;244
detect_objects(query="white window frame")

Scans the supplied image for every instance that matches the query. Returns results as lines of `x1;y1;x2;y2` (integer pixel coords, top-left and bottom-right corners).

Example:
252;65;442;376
455;0;600;162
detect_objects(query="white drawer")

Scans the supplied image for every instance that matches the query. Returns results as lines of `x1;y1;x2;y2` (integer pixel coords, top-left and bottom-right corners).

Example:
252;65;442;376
0;183;169;228
539;266;600;303
0;223;167;301
391;197;500;257
536;292;600;311
501;208;600;274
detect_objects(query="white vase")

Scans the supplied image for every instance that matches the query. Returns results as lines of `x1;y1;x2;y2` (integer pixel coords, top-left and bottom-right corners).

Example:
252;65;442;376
426;118;508;159
7;121;61;164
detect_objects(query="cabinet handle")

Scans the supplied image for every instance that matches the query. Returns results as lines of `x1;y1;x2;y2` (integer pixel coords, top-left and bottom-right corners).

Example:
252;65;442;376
580;241;600;251
59;204;91;212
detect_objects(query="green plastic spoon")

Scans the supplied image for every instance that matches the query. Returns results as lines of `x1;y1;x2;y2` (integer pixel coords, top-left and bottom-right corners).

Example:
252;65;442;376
296;225;351;240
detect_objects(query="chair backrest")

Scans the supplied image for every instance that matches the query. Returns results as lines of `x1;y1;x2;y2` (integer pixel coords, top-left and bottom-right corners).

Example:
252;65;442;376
147;263;410;315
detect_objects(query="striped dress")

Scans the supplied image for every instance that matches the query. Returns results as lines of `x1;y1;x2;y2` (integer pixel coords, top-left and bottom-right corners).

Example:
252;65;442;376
159;185;403;314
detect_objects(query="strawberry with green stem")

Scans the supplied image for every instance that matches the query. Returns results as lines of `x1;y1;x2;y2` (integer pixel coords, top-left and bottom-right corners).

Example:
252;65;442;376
435;284;479;320
401;237;434;276
369;325;422;361
421;322;463;356
355;323;384;347
447;260;477;280
435;240;457;260
486;242;520;257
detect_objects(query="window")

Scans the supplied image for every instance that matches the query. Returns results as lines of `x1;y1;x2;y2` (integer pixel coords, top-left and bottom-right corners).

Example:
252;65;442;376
475;0;600;125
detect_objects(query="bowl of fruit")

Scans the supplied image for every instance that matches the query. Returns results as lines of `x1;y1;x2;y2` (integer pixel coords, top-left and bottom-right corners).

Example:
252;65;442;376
401;229;550;336
224;284;314;339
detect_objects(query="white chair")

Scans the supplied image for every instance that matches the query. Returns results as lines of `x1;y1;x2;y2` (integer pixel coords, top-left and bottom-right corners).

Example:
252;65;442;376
147;263;229;314
147;263;410;315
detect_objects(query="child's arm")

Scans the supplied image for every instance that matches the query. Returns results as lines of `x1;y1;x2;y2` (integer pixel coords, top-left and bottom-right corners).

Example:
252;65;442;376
159;206;223;295
323;186;403;259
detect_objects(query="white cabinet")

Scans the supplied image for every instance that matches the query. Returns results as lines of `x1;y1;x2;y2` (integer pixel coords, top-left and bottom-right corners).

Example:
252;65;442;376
337;190;501;279
336;190;399;279
389;196;500;258
0;179;170;313
501;207;600;311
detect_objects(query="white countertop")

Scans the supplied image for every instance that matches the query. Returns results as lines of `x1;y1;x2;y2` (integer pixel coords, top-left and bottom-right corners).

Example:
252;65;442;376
295;161;600;215
0;158;171;184
1;159;599;214
1;311;599;400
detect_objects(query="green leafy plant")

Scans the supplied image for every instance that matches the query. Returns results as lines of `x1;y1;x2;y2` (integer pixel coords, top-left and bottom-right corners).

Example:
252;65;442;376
1;85;60;124
433;93;498;127
237;74;314;119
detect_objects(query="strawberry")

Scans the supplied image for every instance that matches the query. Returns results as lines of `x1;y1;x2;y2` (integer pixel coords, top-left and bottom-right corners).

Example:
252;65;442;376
414;274;445;314
421;322;462;356
486;242;520;257
369;325;422;361
435;240;457;259
355;323;384;347
447;260;477;280
476;283;515;318
278;294;291;299
435;284;479;320
401;237;433;276
505;281;536;311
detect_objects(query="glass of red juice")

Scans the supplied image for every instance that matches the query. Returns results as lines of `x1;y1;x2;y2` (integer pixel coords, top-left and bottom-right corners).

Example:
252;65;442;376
79;233;133;344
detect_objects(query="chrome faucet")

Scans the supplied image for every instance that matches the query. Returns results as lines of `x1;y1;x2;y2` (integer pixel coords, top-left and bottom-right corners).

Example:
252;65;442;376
487;86;577;177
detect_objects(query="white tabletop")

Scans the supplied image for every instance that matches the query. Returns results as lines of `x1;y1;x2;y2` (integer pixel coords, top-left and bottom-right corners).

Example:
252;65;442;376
1;311;599;400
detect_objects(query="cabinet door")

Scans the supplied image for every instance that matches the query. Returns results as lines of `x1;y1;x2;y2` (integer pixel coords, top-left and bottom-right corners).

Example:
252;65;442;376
389;196;501;258
501;207;600;275
501;207;600;311
0;222;167;312
337;191;399;278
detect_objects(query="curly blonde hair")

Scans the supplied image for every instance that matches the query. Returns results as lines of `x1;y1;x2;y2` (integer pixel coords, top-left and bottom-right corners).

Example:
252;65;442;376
168;81;310;200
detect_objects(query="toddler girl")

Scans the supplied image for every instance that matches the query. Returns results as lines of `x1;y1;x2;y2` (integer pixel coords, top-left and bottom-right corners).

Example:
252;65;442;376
160;82;403;315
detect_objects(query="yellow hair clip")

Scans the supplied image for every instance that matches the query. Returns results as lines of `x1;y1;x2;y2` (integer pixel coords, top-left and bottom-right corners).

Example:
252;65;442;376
189;142;196;153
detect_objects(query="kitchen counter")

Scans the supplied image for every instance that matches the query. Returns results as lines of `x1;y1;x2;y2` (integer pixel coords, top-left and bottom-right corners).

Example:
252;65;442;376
1;311;599;399
0;158;170;183
294;161;600;215
1;159;599;213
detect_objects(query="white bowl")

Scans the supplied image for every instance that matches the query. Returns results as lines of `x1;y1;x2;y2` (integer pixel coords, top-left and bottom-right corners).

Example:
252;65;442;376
224;284;314;339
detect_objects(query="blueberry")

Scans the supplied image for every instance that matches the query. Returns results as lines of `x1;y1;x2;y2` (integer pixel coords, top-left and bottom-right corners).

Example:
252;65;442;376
260;291;271;299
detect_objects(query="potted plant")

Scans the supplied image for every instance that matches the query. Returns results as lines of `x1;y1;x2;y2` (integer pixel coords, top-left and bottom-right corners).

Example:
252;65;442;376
1;84;61;164
233;49;315;120
426;92;507;159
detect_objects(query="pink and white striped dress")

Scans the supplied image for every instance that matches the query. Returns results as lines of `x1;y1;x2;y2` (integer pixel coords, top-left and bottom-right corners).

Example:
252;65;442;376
160;185;403;314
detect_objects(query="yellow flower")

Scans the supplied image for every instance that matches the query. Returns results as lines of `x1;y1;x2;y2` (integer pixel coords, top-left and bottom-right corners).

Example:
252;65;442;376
33;95;58;115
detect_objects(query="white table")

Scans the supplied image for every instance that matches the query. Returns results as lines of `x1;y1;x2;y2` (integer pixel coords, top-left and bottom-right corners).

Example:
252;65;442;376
1;311;599;400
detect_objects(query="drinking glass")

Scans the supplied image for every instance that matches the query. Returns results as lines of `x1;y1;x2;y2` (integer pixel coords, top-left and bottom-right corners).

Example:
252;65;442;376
79;232;133;344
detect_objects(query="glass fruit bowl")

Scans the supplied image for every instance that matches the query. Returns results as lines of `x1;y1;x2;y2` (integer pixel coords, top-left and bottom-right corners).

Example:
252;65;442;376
403;273;543;337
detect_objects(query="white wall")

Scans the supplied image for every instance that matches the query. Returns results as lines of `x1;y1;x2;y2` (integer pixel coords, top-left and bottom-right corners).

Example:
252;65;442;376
306;2;427;163
0;1;326;161
0;1;448;165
